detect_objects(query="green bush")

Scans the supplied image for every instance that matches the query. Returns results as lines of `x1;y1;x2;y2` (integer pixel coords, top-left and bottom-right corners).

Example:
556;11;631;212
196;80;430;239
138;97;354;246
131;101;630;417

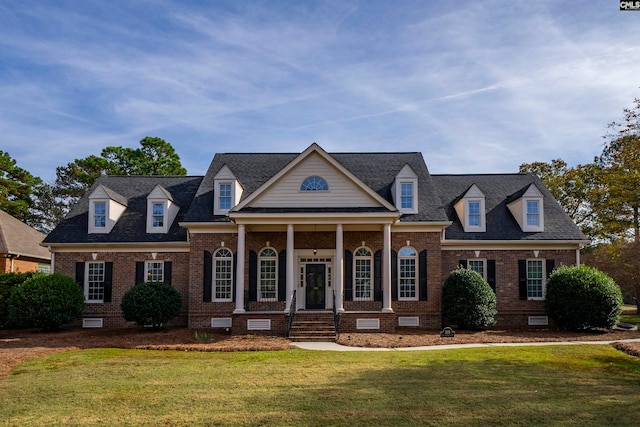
8;273;85;330
0;272;37;328
545;265;622;330
442;268;497;329
121;282;182;328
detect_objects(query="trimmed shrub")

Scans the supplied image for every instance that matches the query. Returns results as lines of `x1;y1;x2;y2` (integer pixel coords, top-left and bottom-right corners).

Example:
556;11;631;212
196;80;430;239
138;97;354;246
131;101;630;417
8;273;85;330
442;268;497;329
0;272;37;328
545;265;622;330
121;282;182;328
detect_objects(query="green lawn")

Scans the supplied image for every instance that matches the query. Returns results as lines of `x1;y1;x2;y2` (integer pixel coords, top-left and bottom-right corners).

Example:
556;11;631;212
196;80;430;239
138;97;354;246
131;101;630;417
1;345;639;426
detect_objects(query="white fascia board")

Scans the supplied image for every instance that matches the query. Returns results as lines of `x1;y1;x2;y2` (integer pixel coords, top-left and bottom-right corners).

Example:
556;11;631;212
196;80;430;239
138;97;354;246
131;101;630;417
392;221;452;232
229;211;400;225
441;239;590;250
232;143;397;212
179;222;238;233
47;242;191;253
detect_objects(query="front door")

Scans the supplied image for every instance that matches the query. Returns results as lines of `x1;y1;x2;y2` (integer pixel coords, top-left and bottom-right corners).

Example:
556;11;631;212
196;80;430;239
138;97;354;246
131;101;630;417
305;264;326;309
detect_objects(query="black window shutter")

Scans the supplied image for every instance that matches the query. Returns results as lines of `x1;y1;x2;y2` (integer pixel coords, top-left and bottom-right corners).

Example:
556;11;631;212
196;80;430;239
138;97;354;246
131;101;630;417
459;260;468;269
518;260;527;300
232;252;238;302
419;250;428;301
546;259;555;279
135;262;145;285
278;250;287;301
391;250;398;301
203;251;212;302
75;262;85;292
164;261;172;285
344;250;353;301
373;250;382;301
487;260;496;292
103;262;113;303
248;250;258;302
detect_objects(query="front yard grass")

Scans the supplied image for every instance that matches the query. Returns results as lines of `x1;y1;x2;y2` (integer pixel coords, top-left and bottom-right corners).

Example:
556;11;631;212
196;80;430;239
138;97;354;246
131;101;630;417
1;345;639;426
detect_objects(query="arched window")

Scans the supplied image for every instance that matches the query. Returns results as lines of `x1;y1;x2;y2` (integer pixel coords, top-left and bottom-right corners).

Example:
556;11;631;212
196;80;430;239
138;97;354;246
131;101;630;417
398;247;417;300
354;247;373;301
213;248;233;302
300;176;328;191
258;247;278;301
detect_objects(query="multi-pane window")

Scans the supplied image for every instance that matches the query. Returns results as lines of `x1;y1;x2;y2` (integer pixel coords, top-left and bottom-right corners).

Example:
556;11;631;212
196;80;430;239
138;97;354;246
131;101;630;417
527;259;544;299
527;200;539;226
354;247;372;301
259;248;277;301
94;202;106;228
300;176;328;191
398;247;417;300
86;262;105;302
213;248;233;301
219;183;232;210
152;203;164;227
146;261;164;283
468;201;481;227
401;183;413;209
468;259;486;280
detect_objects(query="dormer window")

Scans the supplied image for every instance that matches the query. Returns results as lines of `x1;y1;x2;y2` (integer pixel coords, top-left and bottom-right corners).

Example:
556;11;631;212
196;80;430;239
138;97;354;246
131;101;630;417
508;184;544;232
392;165;418;214
454;184;486;232
146;185;179;234
213;165;243;215
94;202;106;228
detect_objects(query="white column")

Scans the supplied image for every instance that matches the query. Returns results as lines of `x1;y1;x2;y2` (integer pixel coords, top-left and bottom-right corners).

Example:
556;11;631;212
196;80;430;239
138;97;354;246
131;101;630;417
285;224;295;313
234;224;246;314
335;224;345;312
382;223;393;312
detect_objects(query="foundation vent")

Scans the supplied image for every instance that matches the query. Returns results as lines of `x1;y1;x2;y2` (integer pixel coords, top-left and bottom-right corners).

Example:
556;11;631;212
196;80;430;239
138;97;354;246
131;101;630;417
247;319;271;331
356;318;380;330
398;316;420;327
211;317;232;328
82;318;103;328
528;316;549;326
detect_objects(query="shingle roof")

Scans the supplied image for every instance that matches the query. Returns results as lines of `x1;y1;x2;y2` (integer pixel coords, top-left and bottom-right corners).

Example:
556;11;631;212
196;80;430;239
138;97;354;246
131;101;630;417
184;151;449;222
0;209;50;260
43;176;202;244
431;174;587;241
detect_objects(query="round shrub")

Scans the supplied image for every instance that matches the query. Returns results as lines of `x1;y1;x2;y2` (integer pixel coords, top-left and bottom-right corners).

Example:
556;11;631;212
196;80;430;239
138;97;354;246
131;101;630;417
545;265;622;330
8;273;85;330
0;272;36;328
442;268;497;329
121;282;182;328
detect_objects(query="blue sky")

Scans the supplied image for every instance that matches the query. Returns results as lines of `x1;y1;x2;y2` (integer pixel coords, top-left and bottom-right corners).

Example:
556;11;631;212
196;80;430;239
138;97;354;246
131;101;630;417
1;1;638;182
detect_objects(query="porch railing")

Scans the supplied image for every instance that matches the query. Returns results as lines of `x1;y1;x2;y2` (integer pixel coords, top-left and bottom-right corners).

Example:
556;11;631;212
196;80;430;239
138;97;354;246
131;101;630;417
333;290;341;340
285;290;297;338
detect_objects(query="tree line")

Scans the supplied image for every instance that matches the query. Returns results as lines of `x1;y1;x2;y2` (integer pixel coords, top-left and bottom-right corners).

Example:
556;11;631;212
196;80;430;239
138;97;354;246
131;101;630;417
0;136;186;234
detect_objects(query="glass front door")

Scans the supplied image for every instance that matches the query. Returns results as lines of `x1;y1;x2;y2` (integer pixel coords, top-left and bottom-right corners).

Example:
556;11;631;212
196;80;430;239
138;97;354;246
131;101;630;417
305;264;326;309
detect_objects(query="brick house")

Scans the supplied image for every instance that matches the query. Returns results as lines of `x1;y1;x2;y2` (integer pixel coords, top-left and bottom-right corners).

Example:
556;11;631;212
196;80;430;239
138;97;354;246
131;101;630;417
0;209;51;274
42;143;588;332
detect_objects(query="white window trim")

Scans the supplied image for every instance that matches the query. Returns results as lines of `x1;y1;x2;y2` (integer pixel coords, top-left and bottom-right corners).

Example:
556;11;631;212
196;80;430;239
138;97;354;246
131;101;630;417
465;199;486;232
392;165;419;214
526;258;546;300
398;246;418;301
258;247;278;302
85;261;105;304
213;248;233;302
214;181;234;215
145;260;165;283
523;198;544;232
466;258;487;281
354;247;373;302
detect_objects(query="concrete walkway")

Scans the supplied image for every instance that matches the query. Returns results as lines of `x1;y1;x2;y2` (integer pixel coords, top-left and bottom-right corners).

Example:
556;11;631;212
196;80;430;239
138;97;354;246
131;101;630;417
292;338;640;351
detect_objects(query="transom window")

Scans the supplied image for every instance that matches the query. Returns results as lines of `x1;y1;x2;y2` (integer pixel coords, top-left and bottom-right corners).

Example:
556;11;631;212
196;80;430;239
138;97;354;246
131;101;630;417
398;247;417;300
219;183;232;210
213;248;233;301
300;176;328;191
152;203;164;227
258;248;278;301
527;259;544;299
94;202;106;228
527;200;539;226
354;247;373;301
401;183;413;209
146;261;164;283
86;262;105;302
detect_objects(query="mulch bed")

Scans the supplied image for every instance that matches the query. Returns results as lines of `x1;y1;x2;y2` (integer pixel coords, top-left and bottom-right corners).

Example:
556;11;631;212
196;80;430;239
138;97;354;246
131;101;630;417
1;326;639;378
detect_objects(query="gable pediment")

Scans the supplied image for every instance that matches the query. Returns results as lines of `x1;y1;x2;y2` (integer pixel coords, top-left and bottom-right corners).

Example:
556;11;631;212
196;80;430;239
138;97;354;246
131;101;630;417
233;144;396;212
